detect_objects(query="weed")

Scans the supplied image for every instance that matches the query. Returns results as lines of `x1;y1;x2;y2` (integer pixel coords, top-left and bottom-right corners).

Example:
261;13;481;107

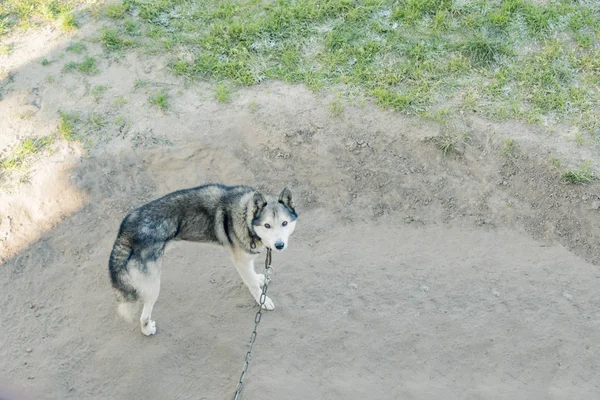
100;28;134;51
58;111;79;141
329;96;344;118
41;58;52;66
148;89;169;111
105;4;127;19
248;100;258;113
215;84;232;103
551;156;561;168
63;56;99;75
435;131;470;155
1;136;53;171
88;112;105;128
575;132;584;146
66;42;86;54
563;161;595;184
60;11;78;31
0;44;11;55
90;85;107;103
133;79;149;90
502;138;518;157
114;96;127;108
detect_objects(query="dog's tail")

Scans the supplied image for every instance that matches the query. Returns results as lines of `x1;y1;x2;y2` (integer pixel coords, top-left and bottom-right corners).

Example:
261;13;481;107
109;233;137;321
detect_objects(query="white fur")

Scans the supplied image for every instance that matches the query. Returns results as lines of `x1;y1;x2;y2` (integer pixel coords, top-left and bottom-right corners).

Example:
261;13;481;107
231;248;275;310
254;219;297;253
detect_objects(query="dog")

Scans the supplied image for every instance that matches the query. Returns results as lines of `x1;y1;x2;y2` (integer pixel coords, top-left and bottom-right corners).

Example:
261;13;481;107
108;184;298;336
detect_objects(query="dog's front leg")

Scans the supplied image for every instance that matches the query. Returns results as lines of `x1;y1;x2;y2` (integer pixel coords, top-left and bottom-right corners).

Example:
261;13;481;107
231;251;275;310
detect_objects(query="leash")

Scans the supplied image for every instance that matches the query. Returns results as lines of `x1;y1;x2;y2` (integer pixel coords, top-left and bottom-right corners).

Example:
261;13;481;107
232;248;273;400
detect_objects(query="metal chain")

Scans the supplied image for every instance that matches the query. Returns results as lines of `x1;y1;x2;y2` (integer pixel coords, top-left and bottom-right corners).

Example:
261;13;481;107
232;248;273;400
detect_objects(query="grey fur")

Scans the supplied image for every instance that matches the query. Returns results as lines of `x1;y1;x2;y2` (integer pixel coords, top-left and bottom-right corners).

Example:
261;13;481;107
108;183;298;335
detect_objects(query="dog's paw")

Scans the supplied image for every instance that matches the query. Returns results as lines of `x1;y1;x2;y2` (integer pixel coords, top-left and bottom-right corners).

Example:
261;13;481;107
141;320;157;336
260;295;275;311
257;273;266;287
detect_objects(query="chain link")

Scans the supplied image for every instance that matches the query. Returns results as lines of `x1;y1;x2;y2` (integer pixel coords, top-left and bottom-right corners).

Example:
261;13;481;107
232;249;273;400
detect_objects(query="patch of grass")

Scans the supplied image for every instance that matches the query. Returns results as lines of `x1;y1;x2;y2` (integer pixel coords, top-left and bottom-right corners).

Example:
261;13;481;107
215;84;232;103
133;79;149;90
41;58;52;66
113;95;127;108
58;111;79;141
148;89;169;111
0;44;12;55
1;136;53;171
60;10;77;31
435;131;471;155
563;161;595;184
248;100;258;113
89;85;107;103
105;3;127;19
502;138;518;157
551;156;561;168
88;112;105;128
329;96;344;118
99;28;134;51
99;0;599;136
63;56;99;75
66;42;86;54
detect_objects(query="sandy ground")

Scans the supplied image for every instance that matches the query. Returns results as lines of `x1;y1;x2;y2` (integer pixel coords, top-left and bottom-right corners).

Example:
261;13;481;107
1;14;600;400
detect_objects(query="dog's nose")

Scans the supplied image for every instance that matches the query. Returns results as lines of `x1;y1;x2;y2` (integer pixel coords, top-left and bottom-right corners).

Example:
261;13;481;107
274;241;285;250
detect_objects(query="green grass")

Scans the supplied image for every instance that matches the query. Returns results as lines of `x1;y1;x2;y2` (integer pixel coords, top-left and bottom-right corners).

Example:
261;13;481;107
0;44;12;55
114;0;599;136
63;56;99;75
148;89;169;111
58;111;79;141
1;136;54;171
114;95;127;108
99;28;135;51
502;138;518;157
41;58;52;66
563;160;595;184
90;85;107;103
105;3;127;19
66;41;86;54
0;0;84;36
215;84;232;103
329;96;344;118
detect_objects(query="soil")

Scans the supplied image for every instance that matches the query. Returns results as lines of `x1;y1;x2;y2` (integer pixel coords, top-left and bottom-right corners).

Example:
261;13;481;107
1;17;599;400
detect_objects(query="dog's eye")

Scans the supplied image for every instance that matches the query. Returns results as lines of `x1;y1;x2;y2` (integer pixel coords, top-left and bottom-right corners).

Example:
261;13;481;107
282;221;288;227
264;223;271;229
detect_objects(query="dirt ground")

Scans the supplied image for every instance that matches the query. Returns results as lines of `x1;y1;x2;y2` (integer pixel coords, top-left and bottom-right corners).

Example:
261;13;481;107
1;17;600;400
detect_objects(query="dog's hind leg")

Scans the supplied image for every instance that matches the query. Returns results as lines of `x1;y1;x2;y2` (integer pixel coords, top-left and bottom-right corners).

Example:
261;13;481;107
131;260;162;336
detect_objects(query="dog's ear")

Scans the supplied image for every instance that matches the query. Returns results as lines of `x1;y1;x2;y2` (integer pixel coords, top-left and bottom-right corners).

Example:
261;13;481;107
278;187;295;212
252;192;268;214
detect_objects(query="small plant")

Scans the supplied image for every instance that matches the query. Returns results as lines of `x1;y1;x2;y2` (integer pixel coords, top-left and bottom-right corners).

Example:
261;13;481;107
90;85;107;103
1;136;53;171
148;89;169;111
0;44;12;55
88;112;105;129
248;100;258;113
63;56;99;75
60;11;78;31
329;96;344;118
502;138;518;157
100;28;134;51
66;42;87;54
105;4;127;19
58;111;79;141
41;58;52;66
215;83;232;103
134;79;149;90
551;156;561;168
435;131;470;155
575;133;584;146
563;161;595;184
114;96;127;108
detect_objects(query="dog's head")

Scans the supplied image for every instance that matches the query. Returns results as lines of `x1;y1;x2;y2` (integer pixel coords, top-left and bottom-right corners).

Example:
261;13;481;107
252;187;298;252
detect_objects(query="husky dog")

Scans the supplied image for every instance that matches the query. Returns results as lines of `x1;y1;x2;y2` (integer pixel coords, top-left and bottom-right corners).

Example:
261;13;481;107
108;184;298;336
